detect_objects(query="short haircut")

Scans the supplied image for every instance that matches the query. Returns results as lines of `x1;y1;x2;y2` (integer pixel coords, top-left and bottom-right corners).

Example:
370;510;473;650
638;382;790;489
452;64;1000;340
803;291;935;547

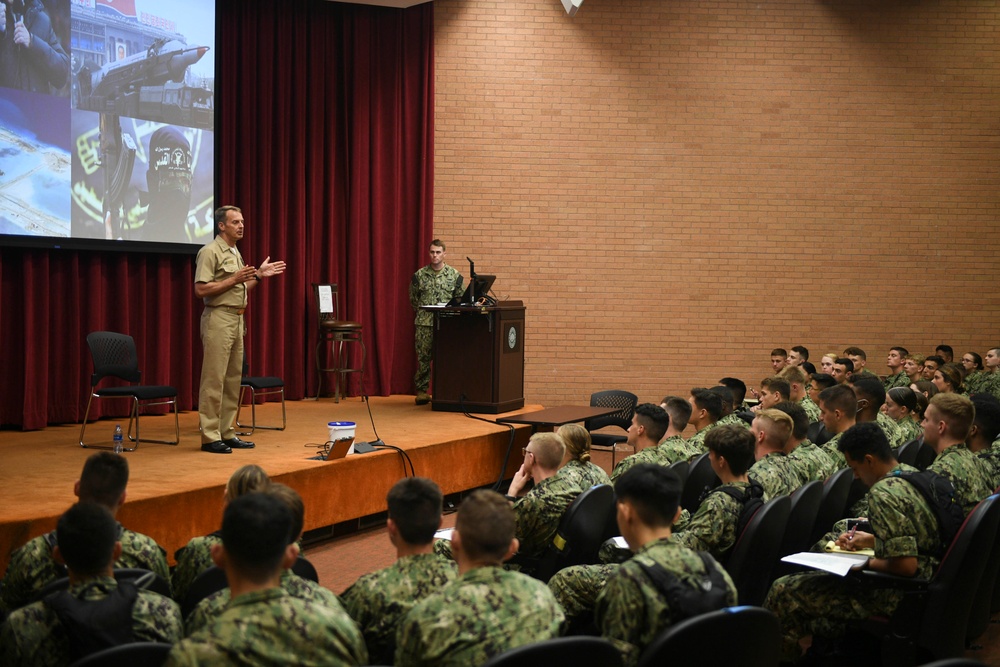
886;387;918;413
455;490;514;561
557;423;593;464
429;239;446;250
838;422;893;463
634;403;670;443
771;348;788;358
661;396;693;432
905;353;926;366
925;355;945;368
936;364;964;392
705;425;755;476
774;400;809;441
708;386;734;413
819;384;857;415
214;205;241;226
843;346;867;360
849;374;886;409
57;503;118;577
890;346;910;358
779;365;807;386
690;388;723;422
754;409;794;448
833;358;855;373
718;378;747;406
528;432;566;469
791;345;809;360
78;452;129;507
810;373;837;392
225;464;270;502
936;345;953;357
760;376;791;400
221;492;294;584
614;464;683;528
971;394;1000;444
263;483;305;544
386;477;443;545
929;393;976;441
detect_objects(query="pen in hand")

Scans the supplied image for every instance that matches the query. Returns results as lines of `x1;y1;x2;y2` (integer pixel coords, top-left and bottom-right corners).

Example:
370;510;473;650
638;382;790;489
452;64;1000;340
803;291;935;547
848;525;857;542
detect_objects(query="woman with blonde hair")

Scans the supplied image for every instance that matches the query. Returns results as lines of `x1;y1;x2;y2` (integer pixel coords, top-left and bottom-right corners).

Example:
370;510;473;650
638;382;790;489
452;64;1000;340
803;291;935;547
172;464;270;602
556;423;611;488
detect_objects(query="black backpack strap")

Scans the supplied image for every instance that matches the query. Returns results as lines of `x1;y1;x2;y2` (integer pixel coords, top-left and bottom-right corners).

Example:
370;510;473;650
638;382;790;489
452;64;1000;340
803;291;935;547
45;580;139;662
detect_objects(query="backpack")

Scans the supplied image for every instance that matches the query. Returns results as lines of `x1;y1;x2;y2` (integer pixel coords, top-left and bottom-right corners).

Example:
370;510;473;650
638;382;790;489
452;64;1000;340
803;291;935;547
45;580;138;662
889;469;966;555
634;551;731;622
706;480;766;539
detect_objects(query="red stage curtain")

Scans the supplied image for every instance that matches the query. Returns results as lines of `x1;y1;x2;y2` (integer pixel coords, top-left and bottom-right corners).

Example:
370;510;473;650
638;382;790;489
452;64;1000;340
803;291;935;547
0;0;433;430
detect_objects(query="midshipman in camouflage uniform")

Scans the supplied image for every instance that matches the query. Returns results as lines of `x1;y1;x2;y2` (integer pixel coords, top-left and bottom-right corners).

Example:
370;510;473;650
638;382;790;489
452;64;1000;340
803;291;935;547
409;240;463;405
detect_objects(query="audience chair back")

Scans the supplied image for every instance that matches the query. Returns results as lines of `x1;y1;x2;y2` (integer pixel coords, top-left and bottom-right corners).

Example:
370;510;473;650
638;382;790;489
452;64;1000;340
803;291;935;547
235;351;286;435
180;556;318;619
844;476;868;516
809;467;853;546
859;494;1000;664
772;480;824;580
667;460;690;487
30;568;171;606
635;606;781;667
533;484;616;583
806;420;831;446
585;390;638;466
68;641;172;667
313;283;366;402
481;636;623;667
79;331;179;450
724;495;791;606
680;452;721;513
968;513;1000;644
896;438;922;467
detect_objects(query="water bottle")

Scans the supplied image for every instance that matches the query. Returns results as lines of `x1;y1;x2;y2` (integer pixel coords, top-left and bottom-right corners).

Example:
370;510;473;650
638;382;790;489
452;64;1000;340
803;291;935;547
113;424;123;454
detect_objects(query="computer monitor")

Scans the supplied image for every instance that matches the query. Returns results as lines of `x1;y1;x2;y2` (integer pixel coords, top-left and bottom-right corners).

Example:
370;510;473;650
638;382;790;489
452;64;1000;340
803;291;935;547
450;274;496;306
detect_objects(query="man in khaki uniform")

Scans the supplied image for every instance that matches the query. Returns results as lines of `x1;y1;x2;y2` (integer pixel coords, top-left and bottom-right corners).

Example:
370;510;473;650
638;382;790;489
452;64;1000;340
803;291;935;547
194;206;286;454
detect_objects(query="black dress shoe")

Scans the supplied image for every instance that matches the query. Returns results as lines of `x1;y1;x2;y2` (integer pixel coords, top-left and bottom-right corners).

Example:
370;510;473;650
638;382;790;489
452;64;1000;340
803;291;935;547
223;437;255;449
202;441;232;454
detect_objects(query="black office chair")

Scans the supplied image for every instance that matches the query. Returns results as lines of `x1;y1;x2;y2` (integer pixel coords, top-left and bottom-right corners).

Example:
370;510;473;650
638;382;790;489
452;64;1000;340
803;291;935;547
667;460;689;487
680;452;721;513
79;331;179;450
807;420;831;446
809;467;853;546
532;484;616;583
772;480;823;580
68;642;172;667
235;353;286;435
481;636;623;667
636;606;781;667
895;438;922;467
585;390;638;467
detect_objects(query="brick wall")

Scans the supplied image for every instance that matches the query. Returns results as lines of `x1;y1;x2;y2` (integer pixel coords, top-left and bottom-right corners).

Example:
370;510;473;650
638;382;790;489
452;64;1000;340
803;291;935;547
432;0;1000;408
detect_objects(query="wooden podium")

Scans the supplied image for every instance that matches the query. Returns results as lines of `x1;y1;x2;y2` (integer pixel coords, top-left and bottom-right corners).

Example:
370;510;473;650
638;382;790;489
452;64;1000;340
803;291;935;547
424;301;525;413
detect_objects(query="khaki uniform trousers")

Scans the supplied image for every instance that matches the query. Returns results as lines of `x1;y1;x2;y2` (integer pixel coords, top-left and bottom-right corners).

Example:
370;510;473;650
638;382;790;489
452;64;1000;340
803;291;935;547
199;307;244;443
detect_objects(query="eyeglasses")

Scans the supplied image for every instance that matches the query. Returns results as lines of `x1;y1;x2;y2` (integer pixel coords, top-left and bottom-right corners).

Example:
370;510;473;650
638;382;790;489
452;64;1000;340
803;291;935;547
521;447;534;458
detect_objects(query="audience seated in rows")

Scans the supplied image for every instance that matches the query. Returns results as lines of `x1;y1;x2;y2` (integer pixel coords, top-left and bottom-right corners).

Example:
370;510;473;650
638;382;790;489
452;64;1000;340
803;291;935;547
774;401;836;482
611;402;695;481
0;452;169;617
1;503;181;666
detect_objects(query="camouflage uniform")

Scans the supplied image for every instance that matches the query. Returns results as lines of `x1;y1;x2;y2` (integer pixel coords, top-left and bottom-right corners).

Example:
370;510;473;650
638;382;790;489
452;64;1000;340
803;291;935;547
875;412;906;450
395;565;564;667
185;569;345;637
893;416;922;444
798;396;821;423
883;371;910;390
610;436;699;482
1;525;170;615
820;432;847;469
977;439;1000;490
684;421;720;456
749;451;804;500
716;413;750;430
171;534;221;604
409;264;463;393
596;537;737;666
927;443;995;517
0;576;181;667
165;587;367;666
765;468;942;662
341;553;457;665
672;481;749;561
547;563;618;623
964;371;988;396
787;441;836;482
816;463;919;548
511;469;587;569
559;459;612;489
983;371;1000;401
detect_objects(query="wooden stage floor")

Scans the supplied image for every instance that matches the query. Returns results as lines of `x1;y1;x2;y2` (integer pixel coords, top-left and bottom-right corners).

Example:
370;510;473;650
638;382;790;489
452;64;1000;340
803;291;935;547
0;396;538;573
